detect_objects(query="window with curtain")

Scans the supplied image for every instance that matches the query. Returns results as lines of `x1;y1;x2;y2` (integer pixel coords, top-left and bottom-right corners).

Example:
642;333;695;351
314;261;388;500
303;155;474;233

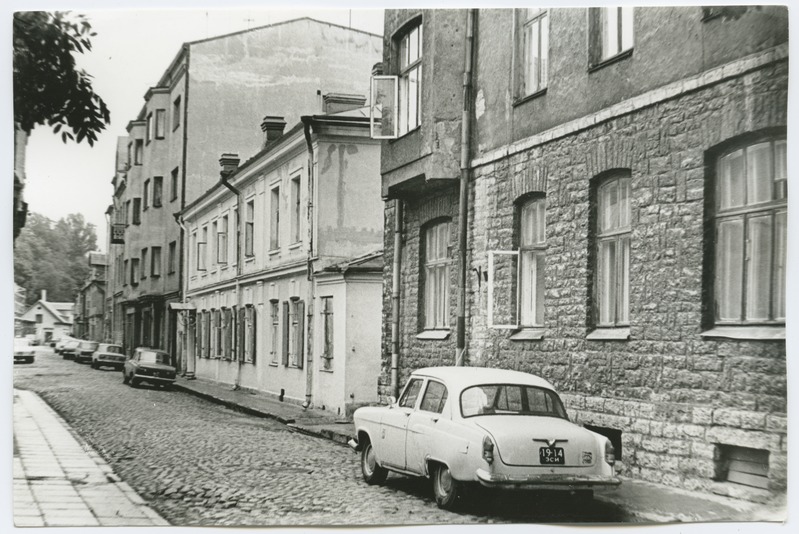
398;21;422;136
423;220;451;329
519;9;548;97
595;173;631;327
519;197;546;327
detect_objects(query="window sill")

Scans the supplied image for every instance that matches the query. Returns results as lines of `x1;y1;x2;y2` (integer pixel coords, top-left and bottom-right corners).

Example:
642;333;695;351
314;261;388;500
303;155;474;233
586;327;630;341
289;242;302;250
319;368;334;374
701;326;785;341
416;330;451;341
244;256;255;263
268;249;280;256
510;328;545;341
388;125;422;143
512;87;547;107
588;48;633;73
269;362;279;367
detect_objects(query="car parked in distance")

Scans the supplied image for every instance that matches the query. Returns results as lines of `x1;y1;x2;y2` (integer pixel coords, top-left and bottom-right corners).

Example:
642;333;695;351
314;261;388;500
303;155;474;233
91;343;126;370
123;348;176;389
14;338;35;364
350;367;621;510
74;341;100;364
61;340;81;360
54;337;73;354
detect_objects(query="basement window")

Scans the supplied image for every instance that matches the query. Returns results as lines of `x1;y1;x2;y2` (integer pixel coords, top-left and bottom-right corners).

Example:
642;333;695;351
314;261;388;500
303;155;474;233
584;424;622;461
714;445;770;489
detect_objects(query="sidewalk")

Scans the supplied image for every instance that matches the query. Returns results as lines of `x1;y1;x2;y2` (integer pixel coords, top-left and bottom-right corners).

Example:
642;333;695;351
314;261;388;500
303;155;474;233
173;375;787;524
12;389;169;527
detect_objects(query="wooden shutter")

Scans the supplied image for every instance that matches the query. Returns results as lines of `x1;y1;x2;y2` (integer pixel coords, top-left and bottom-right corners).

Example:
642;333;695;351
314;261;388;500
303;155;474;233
249;306;257;364
231;305;237;361
238;307;246;362
296;300;305;369
282;301;290;366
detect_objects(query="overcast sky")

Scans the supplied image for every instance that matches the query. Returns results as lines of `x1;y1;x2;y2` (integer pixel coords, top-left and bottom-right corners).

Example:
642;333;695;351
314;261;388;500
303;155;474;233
11;1;386;250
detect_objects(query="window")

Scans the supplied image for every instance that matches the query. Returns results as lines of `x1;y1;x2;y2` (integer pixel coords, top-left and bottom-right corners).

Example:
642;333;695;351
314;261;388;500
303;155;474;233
125;200;131;226
218;216;228;263
211;221;218;267
145;112;153;143
168;241;176;274
282;299;305;367
422;221;451;329
291;175;301;244
519;198;546;327
270;300;280;365
141;248;148;279
35;313;43;324
321;296;334;371
132;198;141;224
713;138;786;325
151;246;161;277
203;311;211;358
197;227;207;271
245;199;255;257
222;308;233;359
155;109;166;139
399;378;423;409
398;21;422;136
143;180;150;210
123;260;129;286
595;173;631;328
170;167;179;202
590;7;634;65
519;9;548;97
244;305;257;364
419;380;448;414
153;176;163;208
270;186;280;250
172;96;181;130
130;258;140;285
134;139;143;164
127;142;132;167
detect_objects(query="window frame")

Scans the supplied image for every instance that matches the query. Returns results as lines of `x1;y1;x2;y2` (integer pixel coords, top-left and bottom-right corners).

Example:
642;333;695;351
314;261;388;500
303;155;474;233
396;19;423;137
168;241;176;274
245;199;255;258
143;179;150;211
155;109;166;139
172;96;181;131
320;296;334;371
518;9;549;99
153;176;163;208
132;198;141;225
290;175;302;245
151;246;161;277
170;167;179;202
145;112;153;144
134;139;144;165
197;226;208;272
270;185;281;251
141;248;148;279
218;215;228;264
589;6;634;69
270;300;280;365
421;219;452;331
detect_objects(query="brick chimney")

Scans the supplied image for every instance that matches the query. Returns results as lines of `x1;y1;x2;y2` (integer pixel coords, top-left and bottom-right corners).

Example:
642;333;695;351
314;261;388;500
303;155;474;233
41;289;47;302
261;116;286;148
219;153;240;178
322;93;367;115
371;62;384;76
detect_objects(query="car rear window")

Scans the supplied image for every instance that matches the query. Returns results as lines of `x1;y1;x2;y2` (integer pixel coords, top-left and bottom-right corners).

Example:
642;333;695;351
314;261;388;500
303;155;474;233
106;345;123;354
460;384;568;419
80;342;99;350
139;351;171;365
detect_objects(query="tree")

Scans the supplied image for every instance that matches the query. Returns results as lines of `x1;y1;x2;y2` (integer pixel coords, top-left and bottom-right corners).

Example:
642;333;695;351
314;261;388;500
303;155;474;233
13;11;111;144
14;212;99;306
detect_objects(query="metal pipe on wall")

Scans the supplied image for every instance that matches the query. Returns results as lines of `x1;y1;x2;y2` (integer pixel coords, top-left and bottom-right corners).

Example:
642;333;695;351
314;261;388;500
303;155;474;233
390;199;403;398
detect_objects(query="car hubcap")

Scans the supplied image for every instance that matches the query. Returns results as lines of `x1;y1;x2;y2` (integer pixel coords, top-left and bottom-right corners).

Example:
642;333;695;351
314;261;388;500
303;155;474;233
364;445;376;476
437;467;452;495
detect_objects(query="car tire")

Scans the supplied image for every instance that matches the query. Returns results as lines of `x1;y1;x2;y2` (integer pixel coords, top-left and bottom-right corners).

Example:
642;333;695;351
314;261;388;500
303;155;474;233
360;441;388;485
129;377;139;388
90;361;97;369
122;371;129;385
432;463;462;510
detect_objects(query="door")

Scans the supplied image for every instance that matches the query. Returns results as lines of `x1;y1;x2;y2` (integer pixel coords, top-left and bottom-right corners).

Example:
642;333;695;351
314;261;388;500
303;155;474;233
406;380;449;475
379;378;424;470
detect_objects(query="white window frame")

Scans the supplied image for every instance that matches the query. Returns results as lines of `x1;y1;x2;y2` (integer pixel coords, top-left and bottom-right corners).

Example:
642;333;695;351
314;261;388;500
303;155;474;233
370;75;399;139
595;174;631;328
290;175;302;244
397;22;422;137
520;9;549;97
423;221;450;330
487;250;519;329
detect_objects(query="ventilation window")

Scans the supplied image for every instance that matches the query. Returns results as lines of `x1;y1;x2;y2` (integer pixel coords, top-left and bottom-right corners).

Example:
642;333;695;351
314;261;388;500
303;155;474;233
715;445;770;489
584;424;622;461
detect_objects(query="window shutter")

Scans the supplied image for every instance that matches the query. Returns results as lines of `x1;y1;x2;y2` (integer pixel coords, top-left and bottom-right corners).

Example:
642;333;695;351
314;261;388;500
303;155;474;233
238;307;246;361
296;300;305;369
230;305;237;361
250;306;257;364
282;301;290;366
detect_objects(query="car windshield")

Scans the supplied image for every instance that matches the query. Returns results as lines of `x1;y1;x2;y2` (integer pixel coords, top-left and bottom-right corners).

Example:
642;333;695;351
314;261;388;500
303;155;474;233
139;351;171;365
80;342;99;350
105;345;123;354
460;384;568;419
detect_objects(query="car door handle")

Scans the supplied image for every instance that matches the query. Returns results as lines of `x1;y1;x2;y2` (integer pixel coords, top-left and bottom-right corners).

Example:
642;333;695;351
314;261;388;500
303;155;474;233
404;412;411;417
430;417;439;423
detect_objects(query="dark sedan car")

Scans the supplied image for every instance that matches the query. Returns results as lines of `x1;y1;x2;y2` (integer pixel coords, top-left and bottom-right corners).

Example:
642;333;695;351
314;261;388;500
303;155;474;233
74;341;100;364
123;348;176;388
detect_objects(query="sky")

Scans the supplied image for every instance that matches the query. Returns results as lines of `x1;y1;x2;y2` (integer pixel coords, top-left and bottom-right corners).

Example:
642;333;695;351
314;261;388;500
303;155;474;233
11;1;386;251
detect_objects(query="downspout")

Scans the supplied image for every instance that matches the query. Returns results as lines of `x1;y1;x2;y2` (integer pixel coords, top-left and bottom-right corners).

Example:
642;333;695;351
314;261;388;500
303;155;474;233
178;44;190;372
456;9;476;366
220;167;244;390
390;199;403;398
174;213;195;379
302;118;316;409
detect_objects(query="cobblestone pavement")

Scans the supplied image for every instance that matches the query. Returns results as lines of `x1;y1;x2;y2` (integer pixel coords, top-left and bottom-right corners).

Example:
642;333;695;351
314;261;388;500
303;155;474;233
14;348;636;526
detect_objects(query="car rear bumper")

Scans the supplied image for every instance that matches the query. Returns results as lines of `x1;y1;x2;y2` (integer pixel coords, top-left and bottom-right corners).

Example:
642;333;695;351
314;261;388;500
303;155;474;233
14;355;34;363
134;374;175;384
475;468;621;490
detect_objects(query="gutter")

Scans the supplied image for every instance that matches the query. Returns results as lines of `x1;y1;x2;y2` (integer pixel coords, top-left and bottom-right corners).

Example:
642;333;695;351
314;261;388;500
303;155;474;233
390;200;403;398
173;213;195;379
301;117;316;409
220;163;244;390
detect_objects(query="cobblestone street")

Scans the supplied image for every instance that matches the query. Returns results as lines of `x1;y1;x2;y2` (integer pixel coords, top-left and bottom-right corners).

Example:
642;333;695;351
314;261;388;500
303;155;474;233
13;348;635;526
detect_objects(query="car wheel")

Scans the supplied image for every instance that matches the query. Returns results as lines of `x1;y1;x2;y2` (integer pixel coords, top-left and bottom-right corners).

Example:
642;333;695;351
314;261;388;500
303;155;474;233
432;463;462;510
129;377;139;388
122;371;129;385
360;441;388;485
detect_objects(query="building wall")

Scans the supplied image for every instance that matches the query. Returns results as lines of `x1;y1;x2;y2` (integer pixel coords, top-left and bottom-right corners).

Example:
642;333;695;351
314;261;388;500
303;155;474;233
343;273;383;412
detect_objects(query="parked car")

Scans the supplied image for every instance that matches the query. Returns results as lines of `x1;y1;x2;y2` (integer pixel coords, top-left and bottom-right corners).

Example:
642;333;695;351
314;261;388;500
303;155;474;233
91;343;126;370
55;336;75;354
74;341;100;364
14;338;35;364
349;367;621;510
122;348;176;388
61;340;81;360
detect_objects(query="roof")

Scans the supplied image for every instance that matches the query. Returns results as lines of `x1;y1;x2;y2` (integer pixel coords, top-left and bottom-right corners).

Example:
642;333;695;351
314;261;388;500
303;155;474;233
23;300;74;325
319;249;384;273
412;366;557;392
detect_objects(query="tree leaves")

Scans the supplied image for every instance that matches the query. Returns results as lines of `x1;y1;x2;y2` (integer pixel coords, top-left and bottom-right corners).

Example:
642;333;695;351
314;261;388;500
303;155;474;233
13;11;110;145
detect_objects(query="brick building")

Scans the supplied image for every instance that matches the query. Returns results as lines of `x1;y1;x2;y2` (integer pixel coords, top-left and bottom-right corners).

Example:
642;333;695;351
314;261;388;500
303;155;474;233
105;19;382;357
376;7;787;501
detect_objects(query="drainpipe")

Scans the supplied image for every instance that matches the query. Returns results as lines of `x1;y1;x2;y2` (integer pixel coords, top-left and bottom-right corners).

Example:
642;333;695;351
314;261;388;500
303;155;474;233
456;9;476;366
390;199;403;398
174;213;195;379
302;118;316;409
219;154;243;389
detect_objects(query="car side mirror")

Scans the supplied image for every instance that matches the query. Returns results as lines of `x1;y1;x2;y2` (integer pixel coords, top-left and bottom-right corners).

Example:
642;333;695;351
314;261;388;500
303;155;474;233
387;396;397;407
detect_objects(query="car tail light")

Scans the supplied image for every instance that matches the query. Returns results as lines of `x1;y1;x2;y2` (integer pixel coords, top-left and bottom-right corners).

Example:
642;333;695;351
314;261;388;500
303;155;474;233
482;435;495;464
604;440;615;466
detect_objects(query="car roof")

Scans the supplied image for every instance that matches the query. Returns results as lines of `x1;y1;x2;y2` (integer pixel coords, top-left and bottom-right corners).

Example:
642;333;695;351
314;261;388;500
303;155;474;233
411;366;556;392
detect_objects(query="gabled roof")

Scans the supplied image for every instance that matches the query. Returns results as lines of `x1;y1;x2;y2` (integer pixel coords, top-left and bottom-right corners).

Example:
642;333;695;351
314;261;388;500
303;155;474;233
22;300;74;325
319;249;384;274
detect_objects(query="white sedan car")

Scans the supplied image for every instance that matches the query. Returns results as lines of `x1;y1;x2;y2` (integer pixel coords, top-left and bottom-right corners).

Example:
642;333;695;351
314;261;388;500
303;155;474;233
350;366;620;509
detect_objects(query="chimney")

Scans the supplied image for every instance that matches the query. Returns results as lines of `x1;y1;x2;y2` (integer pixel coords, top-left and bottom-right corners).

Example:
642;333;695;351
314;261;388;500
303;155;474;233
219;153;240;178
371;62;384;76
322;93;367;115
41;289;47;302
260;116;286;148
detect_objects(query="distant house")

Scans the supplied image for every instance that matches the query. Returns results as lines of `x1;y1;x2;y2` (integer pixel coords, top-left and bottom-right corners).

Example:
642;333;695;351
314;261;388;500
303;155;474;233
74;253;108;341
19;290;74;344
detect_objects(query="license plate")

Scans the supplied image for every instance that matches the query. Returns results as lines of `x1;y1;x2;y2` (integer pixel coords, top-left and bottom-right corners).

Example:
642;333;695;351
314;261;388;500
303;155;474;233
539;446;565;465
